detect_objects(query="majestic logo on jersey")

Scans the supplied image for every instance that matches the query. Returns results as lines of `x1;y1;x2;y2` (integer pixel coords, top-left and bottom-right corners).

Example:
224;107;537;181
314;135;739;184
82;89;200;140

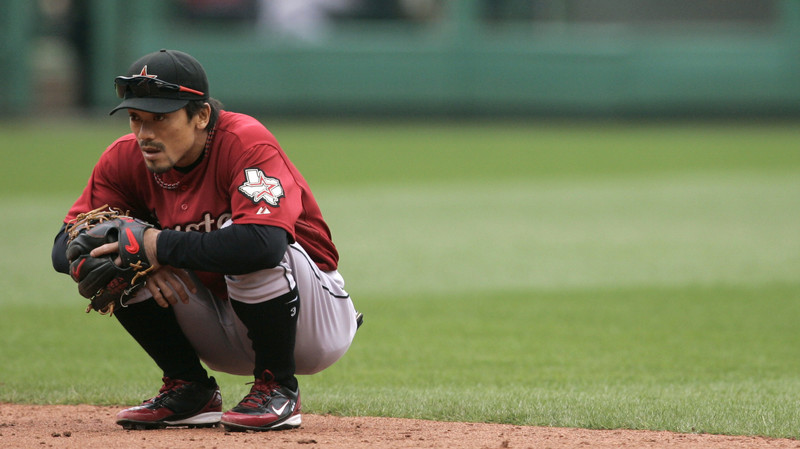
238;168;284;207
139;65;157;78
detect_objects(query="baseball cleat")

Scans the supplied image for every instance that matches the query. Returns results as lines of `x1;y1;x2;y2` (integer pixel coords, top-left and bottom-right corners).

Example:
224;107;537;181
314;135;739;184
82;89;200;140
116;377;222;429
220;372;301;432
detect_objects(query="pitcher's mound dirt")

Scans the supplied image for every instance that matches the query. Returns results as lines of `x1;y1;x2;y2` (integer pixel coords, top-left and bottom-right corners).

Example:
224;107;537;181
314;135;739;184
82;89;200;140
1;403;798;448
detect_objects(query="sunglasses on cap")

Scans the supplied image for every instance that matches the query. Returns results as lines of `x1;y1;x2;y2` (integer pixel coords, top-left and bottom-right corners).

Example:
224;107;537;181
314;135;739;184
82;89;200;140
114;76;205;99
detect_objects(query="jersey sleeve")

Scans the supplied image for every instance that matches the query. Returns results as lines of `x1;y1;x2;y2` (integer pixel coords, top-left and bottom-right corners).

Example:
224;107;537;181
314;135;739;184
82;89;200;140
227;144;303;240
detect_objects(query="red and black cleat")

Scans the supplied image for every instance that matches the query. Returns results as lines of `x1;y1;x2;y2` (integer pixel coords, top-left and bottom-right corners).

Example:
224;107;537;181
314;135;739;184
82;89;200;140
116;377;222;430
220;371;301;432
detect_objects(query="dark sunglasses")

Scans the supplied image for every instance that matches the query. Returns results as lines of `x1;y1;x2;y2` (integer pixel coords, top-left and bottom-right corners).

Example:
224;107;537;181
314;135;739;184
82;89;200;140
114;76;205;99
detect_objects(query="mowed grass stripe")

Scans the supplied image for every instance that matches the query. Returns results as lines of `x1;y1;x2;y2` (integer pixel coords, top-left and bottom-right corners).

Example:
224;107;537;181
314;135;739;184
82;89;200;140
3;120;800;194
319;171;799;297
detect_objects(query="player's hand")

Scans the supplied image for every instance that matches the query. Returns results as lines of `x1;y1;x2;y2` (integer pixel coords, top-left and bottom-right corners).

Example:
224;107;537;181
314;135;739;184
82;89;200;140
145;266;198;308
89;228;161;270
88;228;193;307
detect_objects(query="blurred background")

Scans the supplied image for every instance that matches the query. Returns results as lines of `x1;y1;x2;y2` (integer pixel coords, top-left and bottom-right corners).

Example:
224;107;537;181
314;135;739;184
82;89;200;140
3;0;800;119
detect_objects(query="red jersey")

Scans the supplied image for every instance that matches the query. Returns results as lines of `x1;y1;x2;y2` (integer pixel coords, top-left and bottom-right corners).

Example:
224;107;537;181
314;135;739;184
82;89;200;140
65;111;338;296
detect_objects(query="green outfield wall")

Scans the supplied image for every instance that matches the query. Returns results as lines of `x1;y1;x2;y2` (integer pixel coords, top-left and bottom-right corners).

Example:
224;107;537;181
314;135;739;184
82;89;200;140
4;0;800;116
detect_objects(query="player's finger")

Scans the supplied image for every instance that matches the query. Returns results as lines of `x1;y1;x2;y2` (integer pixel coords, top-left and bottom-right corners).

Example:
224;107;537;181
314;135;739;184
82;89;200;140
156;276;180;306
163;272;190;304
90;242;118;258
146;281;170;308
173;269;198;295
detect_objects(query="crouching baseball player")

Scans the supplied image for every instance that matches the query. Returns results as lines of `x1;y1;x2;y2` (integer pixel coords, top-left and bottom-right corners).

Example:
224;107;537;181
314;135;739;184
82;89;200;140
51;49;362;432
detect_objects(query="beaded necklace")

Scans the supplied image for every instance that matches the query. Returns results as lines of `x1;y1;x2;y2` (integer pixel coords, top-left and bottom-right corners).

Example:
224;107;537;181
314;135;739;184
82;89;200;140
152;127;216;190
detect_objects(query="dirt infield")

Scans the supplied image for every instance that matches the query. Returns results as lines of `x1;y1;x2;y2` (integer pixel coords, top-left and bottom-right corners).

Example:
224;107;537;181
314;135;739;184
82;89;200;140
1;403;798;449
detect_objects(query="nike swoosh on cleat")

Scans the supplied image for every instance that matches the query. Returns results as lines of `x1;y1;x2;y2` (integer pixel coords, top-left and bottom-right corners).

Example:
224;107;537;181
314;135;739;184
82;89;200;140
272;401;290;415
124;228;139;253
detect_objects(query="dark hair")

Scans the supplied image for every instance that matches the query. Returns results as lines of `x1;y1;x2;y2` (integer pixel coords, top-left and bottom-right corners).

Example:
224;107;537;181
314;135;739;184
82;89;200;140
186;98;223;130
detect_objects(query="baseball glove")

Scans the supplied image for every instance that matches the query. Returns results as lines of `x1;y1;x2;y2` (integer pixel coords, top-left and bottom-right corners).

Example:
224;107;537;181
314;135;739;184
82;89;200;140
65;205;156;315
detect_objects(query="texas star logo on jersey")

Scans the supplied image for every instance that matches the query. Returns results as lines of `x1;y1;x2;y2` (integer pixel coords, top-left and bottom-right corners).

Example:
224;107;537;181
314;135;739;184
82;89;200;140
238;168;284;207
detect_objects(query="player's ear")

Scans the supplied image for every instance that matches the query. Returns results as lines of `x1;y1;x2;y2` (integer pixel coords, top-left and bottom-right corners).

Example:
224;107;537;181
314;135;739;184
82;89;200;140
196;103;211;130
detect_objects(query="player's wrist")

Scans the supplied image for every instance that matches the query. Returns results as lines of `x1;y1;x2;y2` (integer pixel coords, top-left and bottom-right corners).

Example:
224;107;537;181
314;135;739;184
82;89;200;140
144;228;161;268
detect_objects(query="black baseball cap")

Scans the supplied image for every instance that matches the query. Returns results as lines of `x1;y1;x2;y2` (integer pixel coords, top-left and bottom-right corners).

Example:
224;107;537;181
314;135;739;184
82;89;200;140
110;49;209;115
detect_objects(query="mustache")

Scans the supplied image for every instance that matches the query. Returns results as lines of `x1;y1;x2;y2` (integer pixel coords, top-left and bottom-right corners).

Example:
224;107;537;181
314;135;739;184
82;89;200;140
139;140;165;151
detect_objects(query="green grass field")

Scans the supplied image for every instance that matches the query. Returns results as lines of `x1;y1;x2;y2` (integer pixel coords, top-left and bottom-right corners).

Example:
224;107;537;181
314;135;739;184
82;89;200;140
1;118;799;438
